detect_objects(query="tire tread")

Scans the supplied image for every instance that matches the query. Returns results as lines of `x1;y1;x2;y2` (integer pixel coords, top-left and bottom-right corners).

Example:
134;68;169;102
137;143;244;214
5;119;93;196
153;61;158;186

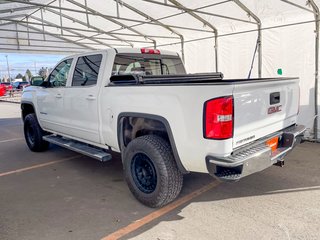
124;135;183;208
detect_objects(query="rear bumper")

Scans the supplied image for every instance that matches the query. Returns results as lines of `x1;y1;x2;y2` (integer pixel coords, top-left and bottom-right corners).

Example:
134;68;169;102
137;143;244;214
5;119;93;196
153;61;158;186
206;124;306;182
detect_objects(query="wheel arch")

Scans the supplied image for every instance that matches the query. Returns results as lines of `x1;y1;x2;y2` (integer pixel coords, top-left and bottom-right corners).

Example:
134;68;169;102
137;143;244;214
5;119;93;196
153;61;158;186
21;101;36;121
117;112;188;174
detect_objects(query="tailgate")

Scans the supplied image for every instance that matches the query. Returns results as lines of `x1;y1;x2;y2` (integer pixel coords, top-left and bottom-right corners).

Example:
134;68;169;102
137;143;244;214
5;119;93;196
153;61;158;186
232;78;299;148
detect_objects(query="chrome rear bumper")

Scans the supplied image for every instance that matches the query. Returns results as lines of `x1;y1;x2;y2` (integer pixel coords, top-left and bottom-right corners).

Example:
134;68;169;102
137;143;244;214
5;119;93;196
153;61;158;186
206;125;306;182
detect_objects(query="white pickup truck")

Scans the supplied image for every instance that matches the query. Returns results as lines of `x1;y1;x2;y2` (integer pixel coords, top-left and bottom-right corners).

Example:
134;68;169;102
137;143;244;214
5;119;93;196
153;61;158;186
21;48;305;207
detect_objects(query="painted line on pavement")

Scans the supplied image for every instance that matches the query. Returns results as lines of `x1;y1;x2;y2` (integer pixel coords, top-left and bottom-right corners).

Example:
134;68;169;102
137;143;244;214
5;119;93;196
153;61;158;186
101;180;220;240
0;155;81;177
0;137;24;143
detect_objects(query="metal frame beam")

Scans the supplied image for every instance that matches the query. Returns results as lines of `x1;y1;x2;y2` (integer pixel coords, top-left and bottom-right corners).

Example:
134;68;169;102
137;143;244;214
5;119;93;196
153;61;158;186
0;5;40;14
17;23;95;50
1;0;215;35
0;35;129;46
0;47;86;54
168;0;218;71
0;18;102;33
280;0;314;14
44;8;137;47
20;0;57;23
1;16;130;47
0;42;90;50
0;27;179;40
233;0;262;78
65;0;157;48
78;1;230;35
117;0;185;61
142;0;256;25
0;13;26;20
29;15;113;48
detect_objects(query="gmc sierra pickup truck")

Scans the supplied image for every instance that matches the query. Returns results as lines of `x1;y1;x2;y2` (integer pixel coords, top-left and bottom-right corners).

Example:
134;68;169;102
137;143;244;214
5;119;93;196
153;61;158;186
21;48;305;207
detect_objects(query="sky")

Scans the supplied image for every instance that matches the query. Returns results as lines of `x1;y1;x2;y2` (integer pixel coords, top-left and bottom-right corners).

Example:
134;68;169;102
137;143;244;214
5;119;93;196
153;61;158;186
0;53;65;80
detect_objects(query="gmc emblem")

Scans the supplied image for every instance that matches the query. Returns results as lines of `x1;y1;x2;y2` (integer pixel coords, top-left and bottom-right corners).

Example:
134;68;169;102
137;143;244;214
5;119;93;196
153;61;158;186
268;105;282;114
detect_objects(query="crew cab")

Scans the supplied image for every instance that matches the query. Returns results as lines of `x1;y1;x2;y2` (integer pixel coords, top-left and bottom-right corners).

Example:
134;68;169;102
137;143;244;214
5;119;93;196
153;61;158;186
21;48;305;207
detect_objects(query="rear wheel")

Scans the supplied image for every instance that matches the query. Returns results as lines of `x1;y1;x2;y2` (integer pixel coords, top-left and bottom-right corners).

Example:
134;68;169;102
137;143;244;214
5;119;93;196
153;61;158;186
123;135;183;208
24;113;49;152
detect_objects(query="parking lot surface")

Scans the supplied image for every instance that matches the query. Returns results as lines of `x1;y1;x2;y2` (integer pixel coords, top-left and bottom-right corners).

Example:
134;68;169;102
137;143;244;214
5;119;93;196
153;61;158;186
0;102;319;240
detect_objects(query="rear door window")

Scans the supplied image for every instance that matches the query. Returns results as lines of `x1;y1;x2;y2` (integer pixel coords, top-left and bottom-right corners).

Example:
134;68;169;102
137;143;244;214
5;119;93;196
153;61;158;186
72;54;102;87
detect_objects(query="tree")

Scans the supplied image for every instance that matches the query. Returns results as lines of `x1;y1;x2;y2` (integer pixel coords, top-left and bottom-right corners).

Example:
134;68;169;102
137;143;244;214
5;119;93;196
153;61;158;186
15;73;23;79
38;67;48;78
25;69;33;80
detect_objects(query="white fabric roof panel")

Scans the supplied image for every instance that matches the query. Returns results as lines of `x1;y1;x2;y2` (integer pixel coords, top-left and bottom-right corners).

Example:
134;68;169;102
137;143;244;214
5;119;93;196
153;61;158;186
0;0;319;140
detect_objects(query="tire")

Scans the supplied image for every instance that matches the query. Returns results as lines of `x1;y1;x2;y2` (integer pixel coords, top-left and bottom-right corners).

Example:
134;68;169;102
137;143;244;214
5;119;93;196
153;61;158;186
123;135;183;208
24;113;49;152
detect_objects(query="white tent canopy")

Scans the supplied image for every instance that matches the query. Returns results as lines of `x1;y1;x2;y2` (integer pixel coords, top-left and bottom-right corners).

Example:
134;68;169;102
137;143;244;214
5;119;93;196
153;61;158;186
0;0;319;140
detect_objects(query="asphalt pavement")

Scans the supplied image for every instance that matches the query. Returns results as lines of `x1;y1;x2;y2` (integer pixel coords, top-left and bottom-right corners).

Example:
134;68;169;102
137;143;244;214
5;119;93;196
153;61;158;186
0;102;319;240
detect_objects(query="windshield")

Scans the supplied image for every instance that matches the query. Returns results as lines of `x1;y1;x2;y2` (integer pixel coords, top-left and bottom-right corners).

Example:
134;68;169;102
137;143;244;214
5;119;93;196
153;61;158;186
112;54;186;76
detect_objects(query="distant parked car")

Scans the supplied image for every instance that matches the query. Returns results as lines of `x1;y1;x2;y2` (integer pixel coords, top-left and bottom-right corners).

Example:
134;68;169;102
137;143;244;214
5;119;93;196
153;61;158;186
0;84;5;96
0;82;13;91
12;81;29;90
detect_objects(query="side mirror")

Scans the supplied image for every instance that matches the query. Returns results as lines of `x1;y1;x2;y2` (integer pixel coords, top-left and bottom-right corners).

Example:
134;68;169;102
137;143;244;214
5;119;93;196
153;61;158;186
30;76;44;86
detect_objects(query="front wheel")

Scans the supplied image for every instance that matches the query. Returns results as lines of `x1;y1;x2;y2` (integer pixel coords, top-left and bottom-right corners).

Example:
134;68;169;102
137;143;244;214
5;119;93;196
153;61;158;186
123;135;183;208
24;113;49;152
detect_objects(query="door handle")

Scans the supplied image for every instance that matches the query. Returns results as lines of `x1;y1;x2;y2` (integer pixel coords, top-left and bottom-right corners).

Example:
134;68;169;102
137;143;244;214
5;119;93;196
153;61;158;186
86;95;96;100
55;94;62;98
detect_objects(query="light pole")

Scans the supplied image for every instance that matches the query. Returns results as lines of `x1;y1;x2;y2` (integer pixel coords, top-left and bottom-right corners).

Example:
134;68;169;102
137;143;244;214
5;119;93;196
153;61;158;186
34;61;37;76
5;55;11;83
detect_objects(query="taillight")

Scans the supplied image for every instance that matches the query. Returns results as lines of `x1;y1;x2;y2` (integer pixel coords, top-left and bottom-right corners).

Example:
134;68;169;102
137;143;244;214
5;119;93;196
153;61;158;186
141;48;160;54
204;96;234;139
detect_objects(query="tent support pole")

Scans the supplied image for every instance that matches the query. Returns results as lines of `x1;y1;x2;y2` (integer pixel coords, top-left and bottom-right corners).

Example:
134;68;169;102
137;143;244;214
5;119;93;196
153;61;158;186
58;0;63;35
84;0;90;26
309;0;319;141
26;17;30;46
233;0;262;78
15;23;20;50
316;19;319;141
180;36;185;63
40;8;46;41
258;24;262;78
215;34;218;72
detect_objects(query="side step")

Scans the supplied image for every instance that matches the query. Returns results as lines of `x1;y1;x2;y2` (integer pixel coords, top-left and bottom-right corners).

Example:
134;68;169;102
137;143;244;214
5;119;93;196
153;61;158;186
43;135;112;162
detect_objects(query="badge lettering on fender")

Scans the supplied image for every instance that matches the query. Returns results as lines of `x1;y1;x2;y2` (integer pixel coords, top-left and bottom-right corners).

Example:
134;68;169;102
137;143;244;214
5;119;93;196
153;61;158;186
268;105;282;114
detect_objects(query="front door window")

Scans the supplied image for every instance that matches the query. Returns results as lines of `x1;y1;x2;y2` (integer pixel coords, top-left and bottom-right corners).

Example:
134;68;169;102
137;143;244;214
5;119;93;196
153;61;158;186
48;58;73;87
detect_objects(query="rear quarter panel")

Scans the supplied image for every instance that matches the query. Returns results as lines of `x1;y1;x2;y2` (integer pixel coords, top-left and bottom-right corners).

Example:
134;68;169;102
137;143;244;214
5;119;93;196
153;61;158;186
101;84;234;173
